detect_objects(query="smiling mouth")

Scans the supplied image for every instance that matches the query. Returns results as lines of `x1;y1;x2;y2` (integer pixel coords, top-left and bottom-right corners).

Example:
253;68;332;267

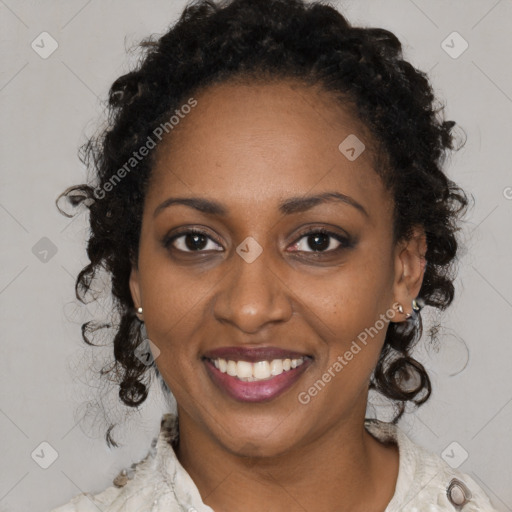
203;356;312;382
202;354;313;403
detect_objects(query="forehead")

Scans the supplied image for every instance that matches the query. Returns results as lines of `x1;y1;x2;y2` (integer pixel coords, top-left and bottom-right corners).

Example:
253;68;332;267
147;79;388;214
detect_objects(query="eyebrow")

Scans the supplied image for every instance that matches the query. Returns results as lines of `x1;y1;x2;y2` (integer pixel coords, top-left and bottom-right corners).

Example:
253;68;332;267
153;191;368;218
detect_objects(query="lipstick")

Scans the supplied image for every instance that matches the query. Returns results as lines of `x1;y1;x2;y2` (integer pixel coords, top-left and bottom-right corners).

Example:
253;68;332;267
202;346;313;402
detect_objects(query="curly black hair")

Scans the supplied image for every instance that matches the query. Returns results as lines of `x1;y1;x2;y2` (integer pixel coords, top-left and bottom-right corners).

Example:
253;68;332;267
57;0;469;446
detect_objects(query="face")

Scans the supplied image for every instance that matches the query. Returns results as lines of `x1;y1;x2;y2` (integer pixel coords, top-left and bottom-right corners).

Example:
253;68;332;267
130;79;426;457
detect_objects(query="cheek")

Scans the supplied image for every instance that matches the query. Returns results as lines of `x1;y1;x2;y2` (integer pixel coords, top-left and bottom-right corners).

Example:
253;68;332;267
137;251;212;357
140;264;208;399
296;245;394;333
292;245;394;390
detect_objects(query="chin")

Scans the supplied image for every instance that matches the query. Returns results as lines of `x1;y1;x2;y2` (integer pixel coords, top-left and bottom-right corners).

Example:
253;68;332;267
224;434;297;459
209;412;303;458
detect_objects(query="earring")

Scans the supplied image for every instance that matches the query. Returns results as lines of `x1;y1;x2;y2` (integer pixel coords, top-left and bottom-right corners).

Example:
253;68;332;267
397;302;413;319
412;298;421;312
137;307;143;314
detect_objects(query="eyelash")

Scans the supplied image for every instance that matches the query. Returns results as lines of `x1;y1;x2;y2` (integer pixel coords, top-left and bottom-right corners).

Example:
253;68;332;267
290;227;353;254
163;227;353;255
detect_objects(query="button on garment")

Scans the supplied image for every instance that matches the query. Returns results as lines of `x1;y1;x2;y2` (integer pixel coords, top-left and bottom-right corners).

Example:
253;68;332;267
447;478;472;509
51;414;498;512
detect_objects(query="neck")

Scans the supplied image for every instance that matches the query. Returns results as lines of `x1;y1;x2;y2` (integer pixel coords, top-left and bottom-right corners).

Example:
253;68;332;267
175;403;399;512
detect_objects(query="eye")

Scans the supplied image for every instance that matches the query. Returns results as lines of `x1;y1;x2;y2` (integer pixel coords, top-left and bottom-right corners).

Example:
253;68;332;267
289;228;352;253
163;227;353;255
164;229;223;253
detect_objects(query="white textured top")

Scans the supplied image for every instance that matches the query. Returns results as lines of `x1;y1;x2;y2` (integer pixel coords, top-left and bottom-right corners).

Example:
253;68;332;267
51;413;497;512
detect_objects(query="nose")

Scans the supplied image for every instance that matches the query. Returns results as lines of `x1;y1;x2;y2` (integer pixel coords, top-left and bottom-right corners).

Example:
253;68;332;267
212;247;293;334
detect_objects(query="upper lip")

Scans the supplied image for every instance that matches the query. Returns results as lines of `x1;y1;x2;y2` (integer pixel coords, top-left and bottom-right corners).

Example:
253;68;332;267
202;346;312;363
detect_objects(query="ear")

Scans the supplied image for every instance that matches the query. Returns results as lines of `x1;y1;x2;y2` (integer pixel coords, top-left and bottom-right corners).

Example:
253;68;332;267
129;263;143;321
390;225;427;322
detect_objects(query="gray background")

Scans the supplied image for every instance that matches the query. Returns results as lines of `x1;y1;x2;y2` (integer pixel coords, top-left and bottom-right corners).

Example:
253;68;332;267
1;0;511;510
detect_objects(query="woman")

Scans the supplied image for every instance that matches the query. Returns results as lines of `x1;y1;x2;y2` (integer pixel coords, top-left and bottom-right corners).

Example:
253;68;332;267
53;0;497;510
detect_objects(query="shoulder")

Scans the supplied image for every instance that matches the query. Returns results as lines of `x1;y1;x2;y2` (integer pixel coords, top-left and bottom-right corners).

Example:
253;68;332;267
364;419;498;512
50;414;180;512
50;486;121;512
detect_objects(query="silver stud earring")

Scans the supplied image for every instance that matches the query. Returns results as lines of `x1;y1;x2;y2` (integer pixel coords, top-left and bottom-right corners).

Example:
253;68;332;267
396;303;404;314
137;307;143;314
412;298;421;312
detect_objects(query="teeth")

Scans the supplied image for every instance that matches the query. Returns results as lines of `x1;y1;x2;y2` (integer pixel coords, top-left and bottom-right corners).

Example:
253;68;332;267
254;361;270;379
236;361;253;379
227;360;237;377
209;357;306;381
270;359;283;375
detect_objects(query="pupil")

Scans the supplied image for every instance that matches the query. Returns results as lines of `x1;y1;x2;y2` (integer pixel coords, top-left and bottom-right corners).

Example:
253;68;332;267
186;233;207;251
308;233;329;251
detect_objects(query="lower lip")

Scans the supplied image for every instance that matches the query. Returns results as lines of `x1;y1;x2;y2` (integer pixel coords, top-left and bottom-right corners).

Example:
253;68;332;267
203;358;312;403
